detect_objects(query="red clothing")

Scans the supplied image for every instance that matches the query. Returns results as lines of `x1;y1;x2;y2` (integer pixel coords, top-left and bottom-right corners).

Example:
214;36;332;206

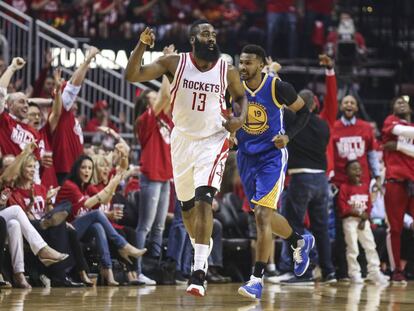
31;0;61;21
52;107;84;174
0;111;40;157
39;123;58;189
13;184;48;220
319;69;338;179
136;108;173;181
331;118;375;186
337;182;371;218
381;115;414;181
326;31;366;53
234;0;258;11
266;0;294;13
56;180;98;221
306;0;333;15
124;177;140;197
84;118;119;133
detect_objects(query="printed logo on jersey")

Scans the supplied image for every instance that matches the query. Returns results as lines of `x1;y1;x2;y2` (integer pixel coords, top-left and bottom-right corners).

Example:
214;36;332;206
347;194;369;214
242;102;269;135
336;136;366;160
73;118;84;145
11;124;35;150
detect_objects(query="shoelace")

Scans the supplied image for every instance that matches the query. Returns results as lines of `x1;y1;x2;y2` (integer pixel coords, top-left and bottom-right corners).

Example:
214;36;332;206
293;247;303;264
246;277;261;286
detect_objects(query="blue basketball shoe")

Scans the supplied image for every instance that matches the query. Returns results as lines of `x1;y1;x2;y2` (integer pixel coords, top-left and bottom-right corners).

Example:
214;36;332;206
238;276;263;299
293;234;315;277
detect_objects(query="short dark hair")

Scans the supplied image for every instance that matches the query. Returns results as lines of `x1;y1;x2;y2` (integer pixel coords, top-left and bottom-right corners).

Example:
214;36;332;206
389;96;410;111
189;19;211;38
298;89;314;111
28;102;40;110
345;159;360;171
241;45;266;63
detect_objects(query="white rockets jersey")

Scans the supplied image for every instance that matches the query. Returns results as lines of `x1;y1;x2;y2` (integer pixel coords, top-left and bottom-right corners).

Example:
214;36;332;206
170;52;228;139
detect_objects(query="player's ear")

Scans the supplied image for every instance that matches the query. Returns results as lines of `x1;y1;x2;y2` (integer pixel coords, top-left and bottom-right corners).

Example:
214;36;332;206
190;36;195;45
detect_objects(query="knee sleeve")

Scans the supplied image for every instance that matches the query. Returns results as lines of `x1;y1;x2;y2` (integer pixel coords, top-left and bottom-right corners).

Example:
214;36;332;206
195;186;216;205
180;198;195;212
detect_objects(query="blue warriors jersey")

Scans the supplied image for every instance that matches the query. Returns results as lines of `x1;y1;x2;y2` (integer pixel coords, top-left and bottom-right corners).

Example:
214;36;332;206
236;74;285;155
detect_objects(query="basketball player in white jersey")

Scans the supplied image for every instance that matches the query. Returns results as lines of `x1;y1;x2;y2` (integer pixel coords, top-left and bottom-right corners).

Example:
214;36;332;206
125;20;247;297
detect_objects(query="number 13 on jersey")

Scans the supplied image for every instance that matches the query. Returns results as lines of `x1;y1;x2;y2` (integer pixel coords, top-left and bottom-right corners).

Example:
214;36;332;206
191;91;207;111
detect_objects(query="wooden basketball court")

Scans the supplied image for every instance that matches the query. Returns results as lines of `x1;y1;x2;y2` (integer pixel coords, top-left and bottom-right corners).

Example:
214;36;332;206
1;282;414;310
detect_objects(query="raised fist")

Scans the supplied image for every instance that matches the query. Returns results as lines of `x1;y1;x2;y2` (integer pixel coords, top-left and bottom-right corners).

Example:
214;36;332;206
140;27;155;48
11;57;26;71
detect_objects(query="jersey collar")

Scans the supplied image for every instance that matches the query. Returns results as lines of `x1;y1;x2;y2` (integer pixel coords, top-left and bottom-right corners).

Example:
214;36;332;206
243;74;269;97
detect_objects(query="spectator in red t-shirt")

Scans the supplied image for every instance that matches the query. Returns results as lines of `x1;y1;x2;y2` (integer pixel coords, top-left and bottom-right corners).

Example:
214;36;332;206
85;100;119;134
330;94;381;280
12;153;94;287
26;68;64;189
266;0;298;59
51;46;100;185
134;74;173;285
381;96;414;283
93;0;126;38
56;154;146;286
337;160;388;284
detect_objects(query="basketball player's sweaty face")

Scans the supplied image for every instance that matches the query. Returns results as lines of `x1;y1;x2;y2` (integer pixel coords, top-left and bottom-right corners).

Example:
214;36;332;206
347;161;362;184
239;53;263;82
193;24;220;62
340;95;358;120
393;97;411;118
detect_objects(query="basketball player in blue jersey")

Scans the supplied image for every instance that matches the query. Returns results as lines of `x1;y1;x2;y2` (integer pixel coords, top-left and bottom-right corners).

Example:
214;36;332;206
235;45;314;299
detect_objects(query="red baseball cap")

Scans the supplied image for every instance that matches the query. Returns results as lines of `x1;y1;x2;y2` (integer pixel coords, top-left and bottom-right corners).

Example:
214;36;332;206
93;100;108;113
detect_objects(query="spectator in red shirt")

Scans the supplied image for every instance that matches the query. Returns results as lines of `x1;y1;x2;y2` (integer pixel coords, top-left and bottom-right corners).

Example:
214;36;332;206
337;160;388;284
0;144;68;288
381;96;414;283
134;75;173;285
51;46;100;185
331;95;381;187
56;154;146;286
12;153;94;287
26;68;64;189
85;100;119;134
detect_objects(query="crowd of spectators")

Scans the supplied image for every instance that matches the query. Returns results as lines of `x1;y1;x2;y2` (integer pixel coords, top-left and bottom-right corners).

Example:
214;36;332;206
5;0;350;58
0;1;413;291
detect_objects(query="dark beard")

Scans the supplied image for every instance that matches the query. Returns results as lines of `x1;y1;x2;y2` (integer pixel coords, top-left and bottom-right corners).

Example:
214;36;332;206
193;38;221;62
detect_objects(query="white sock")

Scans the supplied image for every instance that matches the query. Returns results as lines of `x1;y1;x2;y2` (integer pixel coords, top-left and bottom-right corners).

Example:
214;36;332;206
194;244;209;272
267;264;276;272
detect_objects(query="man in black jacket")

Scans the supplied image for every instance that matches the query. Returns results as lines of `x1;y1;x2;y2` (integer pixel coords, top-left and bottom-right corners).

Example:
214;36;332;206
276;88;337;285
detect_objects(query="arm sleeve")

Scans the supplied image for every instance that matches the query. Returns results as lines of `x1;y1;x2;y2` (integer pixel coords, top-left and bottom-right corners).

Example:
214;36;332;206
0;86;7;114
392;124;414;139
396;141;414;158
275;80;298;106
367;150;381;177
319;69;338;127
62;82;81;111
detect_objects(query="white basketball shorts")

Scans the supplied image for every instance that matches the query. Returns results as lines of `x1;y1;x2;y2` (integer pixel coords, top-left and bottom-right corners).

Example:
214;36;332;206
171;129;230;202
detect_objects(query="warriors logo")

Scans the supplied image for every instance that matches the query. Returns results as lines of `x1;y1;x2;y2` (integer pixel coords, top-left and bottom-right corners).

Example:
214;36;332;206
242;102;269;135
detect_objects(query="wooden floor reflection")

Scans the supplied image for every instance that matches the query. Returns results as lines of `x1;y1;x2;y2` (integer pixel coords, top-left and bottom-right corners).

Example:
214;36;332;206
1;282;414;310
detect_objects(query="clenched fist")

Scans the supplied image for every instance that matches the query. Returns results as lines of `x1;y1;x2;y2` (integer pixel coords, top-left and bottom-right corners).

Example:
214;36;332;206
10;57;26;71
140;27;155;48
272;134;289;149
